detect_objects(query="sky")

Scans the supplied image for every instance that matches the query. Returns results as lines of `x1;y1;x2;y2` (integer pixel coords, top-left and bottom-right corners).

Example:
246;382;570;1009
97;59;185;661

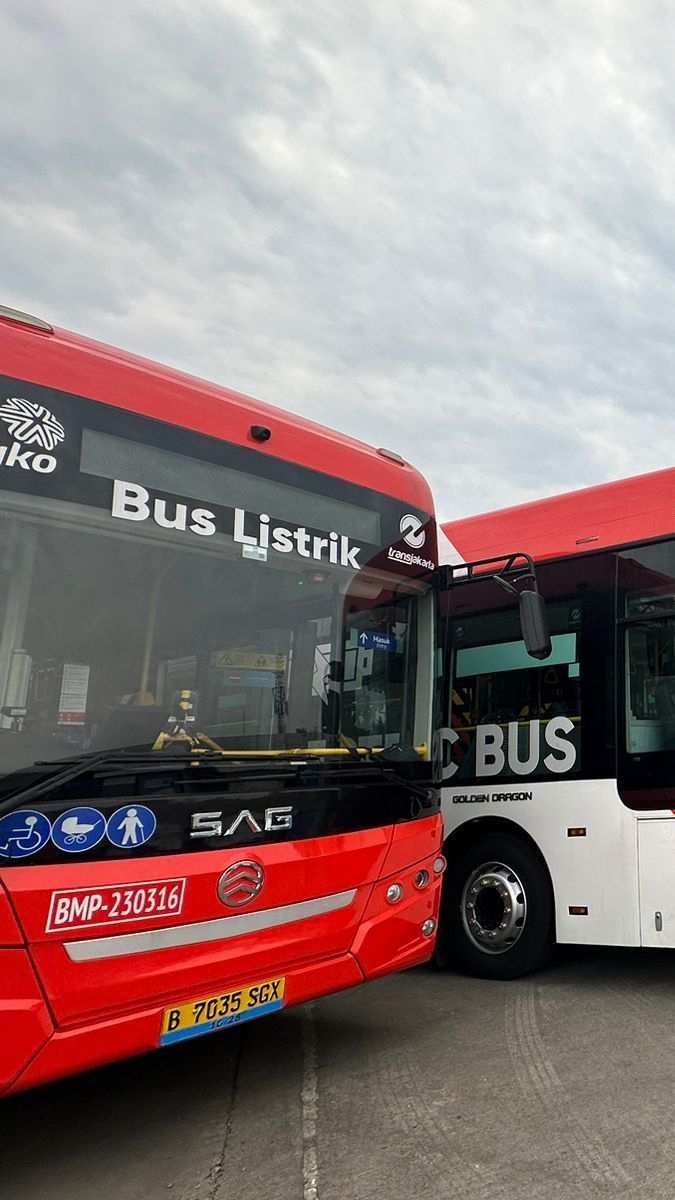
2;0;675;522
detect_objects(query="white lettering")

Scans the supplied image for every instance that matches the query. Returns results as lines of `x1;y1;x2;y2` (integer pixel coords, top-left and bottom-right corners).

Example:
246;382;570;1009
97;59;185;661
233;507;257;546
86;894;105;920
153;499;187;530
440;727;459;780
189;508;216;536
544;716;577;773
507;720;540;775
271;526;293;553
294;527;311;558
70;896;89;922
53;896;72;926
31;453;57;473
112;480;150;522
387;546;435;571
6;443;34;469
340;534;362;569
0;443;59;473
446;718;577;782
476;724;505;776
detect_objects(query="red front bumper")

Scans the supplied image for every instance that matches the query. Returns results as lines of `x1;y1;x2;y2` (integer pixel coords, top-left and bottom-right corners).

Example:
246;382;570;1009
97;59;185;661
2;845;443;1097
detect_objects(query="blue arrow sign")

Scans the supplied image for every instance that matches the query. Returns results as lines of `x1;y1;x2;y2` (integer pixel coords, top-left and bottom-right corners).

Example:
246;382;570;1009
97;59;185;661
357;631;398;653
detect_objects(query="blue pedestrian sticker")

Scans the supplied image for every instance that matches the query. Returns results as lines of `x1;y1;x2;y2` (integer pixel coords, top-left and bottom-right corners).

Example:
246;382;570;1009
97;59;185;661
51;807;106;854
358;631;398;653
106;805;156;849
0;810;51;859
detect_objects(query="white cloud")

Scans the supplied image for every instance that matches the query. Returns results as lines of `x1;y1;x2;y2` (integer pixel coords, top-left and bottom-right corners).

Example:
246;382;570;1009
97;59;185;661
2;0;674;520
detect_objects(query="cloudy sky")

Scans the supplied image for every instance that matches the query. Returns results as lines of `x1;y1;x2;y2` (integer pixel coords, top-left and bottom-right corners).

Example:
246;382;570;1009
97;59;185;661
2;0;674;520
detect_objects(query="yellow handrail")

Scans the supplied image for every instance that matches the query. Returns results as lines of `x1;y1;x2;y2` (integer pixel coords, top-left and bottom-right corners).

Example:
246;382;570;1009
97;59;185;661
152;735;428;760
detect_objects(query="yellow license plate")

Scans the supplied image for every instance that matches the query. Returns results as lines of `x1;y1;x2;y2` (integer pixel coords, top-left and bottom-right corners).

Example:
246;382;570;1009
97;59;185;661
160;976;285;1046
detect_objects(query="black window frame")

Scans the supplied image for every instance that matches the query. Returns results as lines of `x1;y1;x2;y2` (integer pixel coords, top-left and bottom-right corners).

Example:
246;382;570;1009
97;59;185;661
441;548;615;786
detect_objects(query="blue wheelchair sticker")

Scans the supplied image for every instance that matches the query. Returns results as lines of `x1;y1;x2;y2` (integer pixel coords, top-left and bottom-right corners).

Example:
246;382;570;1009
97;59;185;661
106;805;156;849
0;810;51;859
51;807;106;853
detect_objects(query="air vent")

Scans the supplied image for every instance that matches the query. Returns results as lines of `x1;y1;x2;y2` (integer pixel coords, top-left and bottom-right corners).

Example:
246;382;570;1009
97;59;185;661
0;304;53;333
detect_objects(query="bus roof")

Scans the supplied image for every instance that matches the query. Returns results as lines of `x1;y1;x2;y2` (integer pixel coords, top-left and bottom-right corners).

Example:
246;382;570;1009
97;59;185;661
0;307;433;511
441;466;675;565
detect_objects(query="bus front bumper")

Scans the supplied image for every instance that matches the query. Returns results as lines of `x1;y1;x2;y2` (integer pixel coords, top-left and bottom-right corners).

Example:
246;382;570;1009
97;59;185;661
2;849;443;1096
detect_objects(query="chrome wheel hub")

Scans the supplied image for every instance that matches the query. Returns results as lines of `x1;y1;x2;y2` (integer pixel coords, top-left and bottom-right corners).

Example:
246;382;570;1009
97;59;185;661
461;860;526;955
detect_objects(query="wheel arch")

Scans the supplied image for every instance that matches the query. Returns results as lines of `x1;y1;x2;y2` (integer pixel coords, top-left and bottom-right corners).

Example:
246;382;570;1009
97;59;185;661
441;816;557;933
434;816;558;975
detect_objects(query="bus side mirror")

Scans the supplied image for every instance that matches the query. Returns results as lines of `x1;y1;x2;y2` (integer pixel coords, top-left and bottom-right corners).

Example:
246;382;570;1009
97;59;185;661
519;589;551;660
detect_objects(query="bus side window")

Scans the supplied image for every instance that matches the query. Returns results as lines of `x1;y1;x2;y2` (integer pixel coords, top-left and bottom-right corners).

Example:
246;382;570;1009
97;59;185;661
625;620;675;754
447;614;581;783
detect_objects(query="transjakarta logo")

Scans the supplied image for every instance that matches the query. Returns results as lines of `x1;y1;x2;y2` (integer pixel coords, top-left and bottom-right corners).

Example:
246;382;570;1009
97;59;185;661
389;512;435;571
399;513;426;549
111;481;364;568
0;397;65;474
441;718;577;780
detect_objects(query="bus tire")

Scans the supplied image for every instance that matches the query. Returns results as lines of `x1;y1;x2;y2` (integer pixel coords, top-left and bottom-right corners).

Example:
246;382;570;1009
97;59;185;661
438;832;555;980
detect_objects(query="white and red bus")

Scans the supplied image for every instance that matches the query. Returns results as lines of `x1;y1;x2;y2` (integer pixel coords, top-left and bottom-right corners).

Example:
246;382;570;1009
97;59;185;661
0;303;444;1095
436;467;675;978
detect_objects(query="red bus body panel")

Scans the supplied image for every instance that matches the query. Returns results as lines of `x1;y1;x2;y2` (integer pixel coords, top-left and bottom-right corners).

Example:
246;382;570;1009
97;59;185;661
0;313;434;514
443;467;675;565
1;817;442;1095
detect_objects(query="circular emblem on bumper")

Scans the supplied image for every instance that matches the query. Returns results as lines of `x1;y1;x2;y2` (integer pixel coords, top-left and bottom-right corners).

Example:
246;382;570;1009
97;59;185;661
217;860;265;907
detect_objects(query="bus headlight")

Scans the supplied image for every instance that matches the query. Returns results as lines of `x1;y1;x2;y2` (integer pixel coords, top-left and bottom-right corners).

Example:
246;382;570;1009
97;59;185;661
386;883;403;903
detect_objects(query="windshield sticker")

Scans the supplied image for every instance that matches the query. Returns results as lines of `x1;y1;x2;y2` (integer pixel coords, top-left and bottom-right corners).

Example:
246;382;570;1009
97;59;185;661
45;878;186;932
106;805;157;849
57;663;90;725
0;810;52;859
0;397;65;474
212;651;287;671
51;807;107;853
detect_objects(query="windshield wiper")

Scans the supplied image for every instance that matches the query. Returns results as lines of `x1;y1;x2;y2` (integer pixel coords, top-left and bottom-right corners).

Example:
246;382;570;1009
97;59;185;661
359;746;438;807
0;748;319;816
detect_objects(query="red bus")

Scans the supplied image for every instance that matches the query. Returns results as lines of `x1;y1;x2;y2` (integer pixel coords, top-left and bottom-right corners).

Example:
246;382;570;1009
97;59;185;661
0;304;444;1095
436;468;675;977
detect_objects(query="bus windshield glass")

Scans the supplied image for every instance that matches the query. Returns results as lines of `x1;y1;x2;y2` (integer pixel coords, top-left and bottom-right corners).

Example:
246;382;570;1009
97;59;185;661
0;393;433;779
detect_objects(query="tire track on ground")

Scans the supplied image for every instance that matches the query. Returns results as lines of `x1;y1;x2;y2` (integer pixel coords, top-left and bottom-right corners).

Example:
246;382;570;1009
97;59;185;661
370;1021;504;1200
506;985;636;1193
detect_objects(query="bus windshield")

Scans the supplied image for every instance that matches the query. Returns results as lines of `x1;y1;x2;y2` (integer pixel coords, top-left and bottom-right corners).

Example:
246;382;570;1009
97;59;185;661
0;494;424;780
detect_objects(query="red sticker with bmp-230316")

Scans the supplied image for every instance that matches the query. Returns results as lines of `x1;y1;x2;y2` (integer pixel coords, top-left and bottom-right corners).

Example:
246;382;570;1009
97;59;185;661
46;878;186;933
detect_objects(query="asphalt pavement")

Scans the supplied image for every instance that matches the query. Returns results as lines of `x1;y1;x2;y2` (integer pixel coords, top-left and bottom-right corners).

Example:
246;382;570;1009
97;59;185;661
4;946;675;1200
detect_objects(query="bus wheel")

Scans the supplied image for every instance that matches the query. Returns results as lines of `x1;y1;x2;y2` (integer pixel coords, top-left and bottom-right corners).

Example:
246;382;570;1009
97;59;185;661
439;833;554;980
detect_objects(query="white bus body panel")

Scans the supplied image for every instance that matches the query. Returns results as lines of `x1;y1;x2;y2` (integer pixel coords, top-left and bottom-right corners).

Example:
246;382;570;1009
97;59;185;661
637;820;675;947
440;779;675;949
